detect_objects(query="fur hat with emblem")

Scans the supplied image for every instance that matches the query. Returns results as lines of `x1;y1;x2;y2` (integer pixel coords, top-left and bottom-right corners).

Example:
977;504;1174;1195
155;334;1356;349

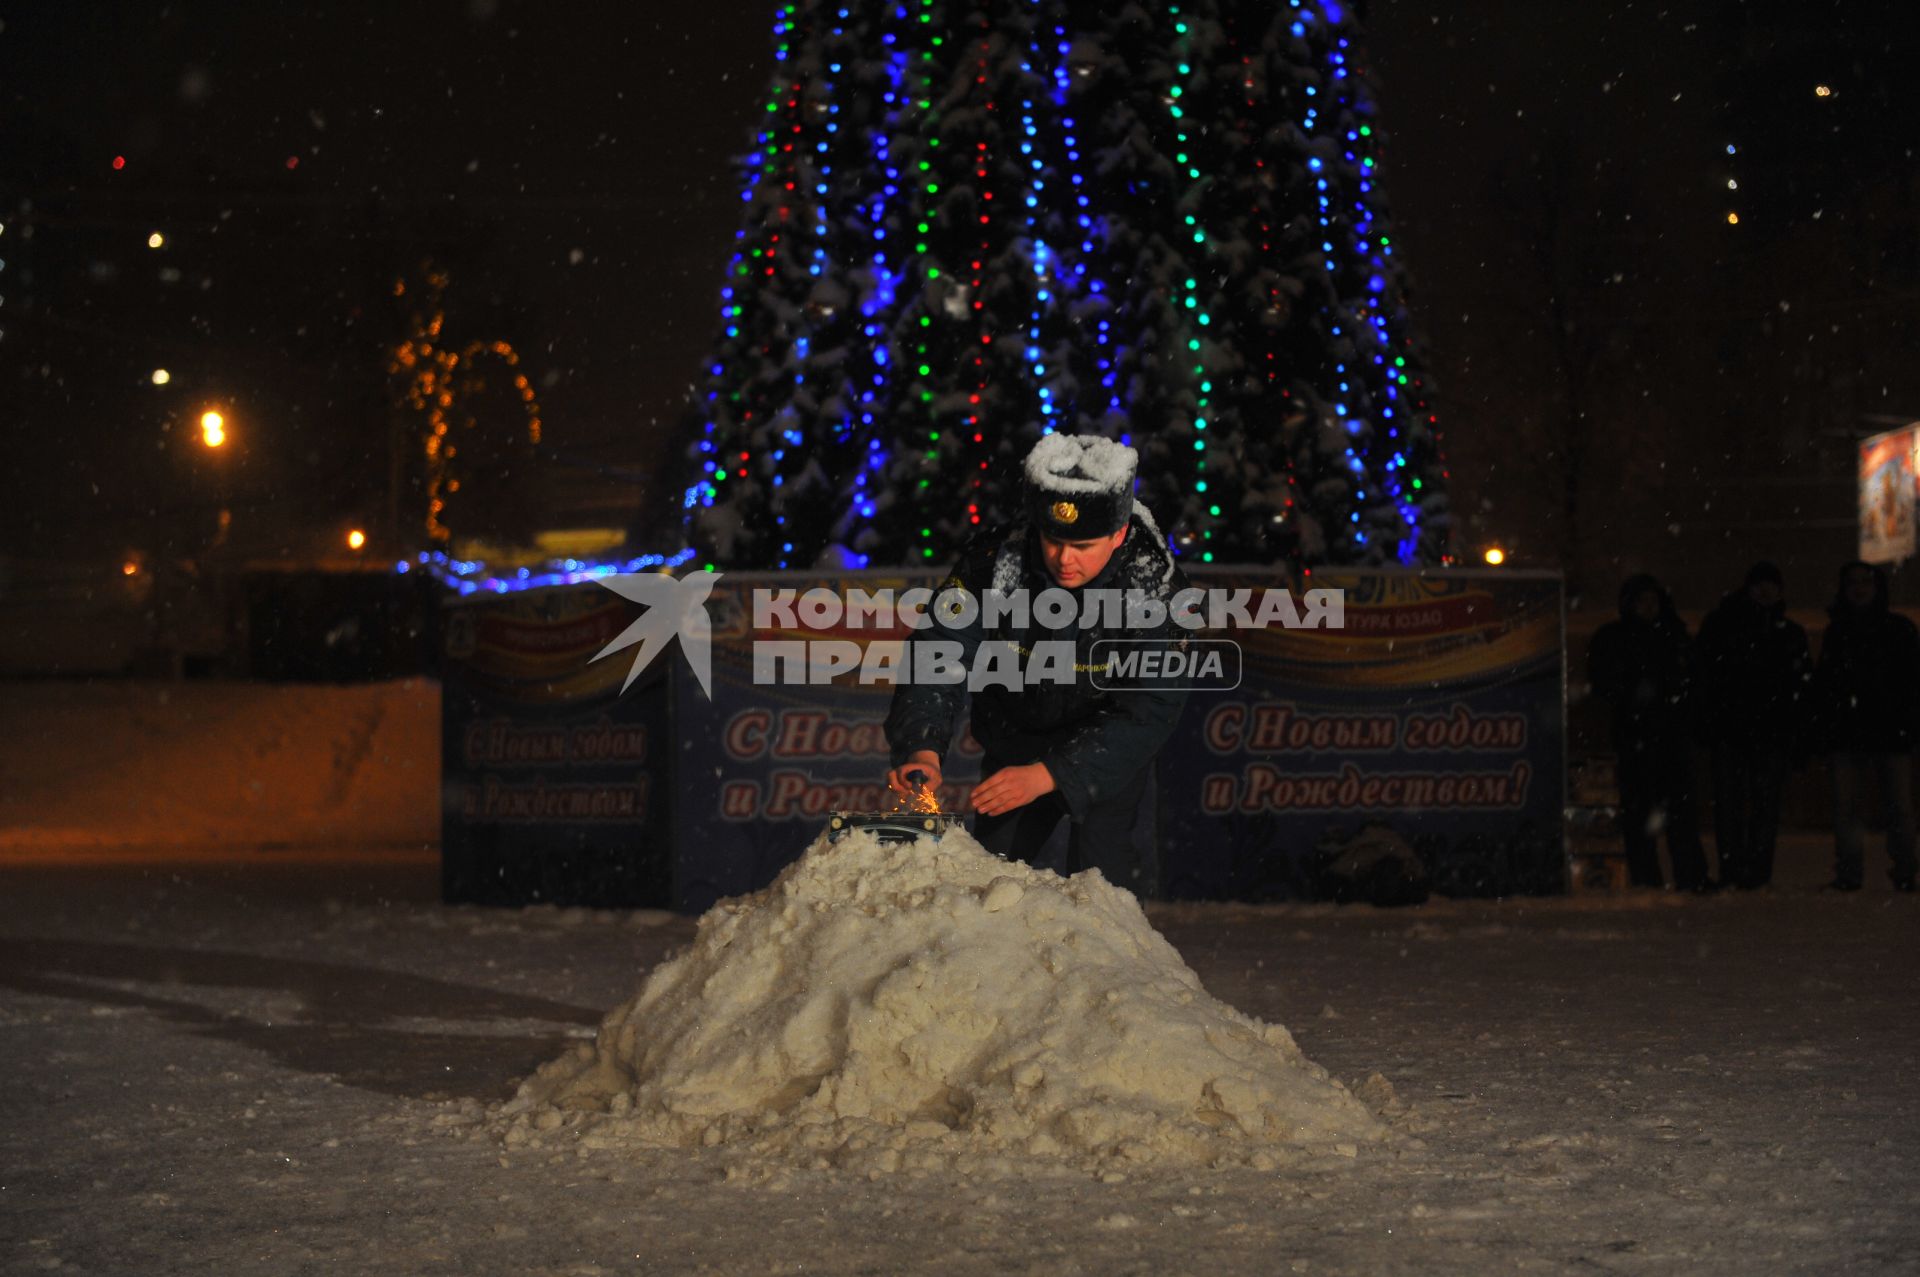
1023;433;1137;539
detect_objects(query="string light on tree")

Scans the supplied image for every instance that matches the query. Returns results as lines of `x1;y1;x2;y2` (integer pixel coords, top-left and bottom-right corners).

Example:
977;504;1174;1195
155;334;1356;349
680;0;1449;571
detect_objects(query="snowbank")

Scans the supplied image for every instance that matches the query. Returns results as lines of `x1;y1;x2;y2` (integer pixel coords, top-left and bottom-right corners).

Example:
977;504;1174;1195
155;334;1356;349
0;679;439;850
503;827;1381;1177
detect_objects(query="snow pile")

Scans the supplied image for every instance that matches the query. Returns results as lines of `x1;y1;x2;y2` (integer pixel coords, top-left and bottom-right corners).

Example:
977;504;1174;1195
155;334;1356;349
501;827;1380;1176
0;679;439;851
1023;432;1137;494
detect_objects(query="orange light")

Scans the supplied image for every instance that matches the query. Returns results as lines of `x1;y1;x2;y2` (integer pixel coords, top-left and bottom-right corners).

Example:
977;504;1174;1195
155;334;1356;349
1484;547;1506;566
121;561;139;577
1726;211;1740;225
346;529;367;551
199;410;226;448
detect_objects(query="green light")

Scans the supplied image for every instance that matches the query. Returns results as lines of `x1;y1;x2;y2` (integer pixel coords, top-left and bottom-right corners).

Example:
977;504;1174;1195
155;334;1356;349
1208;505;1221;516
1178;63;1190;74
705;563;717;572
1188;168;1201;179
1394;357;1406;367
916;222;930;232
1412;478;1423;489
1194;417;1207;429
1192;231;1205;243
1187;339;1201;351
917;364;931;376
1200;381;1212;392
926;183;939;194
1359;125;1372;136
1184;215;1196;226
920;316;931;327
1195;481;1208;493
1184;277;1197;288
1184;297;1197;309
920;528;931;537
1175;153;1188;164
1201;552;1213;562
1169;86;1182;98
1198;314;1210;326
1170;106;1184;119
927;267;940;279
1175;21;1188;33
917;162;930;172
1193;440;1205;451
930;431;940;440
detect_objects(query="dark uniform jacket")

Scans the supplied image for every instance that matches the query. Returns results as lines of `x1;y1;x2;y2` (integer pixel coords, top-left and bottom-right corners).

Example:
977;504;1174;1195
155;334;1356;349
885;512;1190;821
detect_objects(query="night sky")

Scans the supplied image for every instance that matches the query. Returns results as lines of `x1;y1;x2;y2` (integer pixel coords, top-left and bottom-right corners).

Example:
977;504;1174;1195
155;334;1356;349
4;0;1914;604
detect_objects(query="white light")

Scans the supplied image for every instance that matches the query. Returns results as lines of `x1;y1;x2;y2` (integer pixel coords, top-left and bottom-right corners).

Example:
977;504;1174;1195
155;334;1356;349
147;231;165;249
1727;178;1738;189
151;368;171;385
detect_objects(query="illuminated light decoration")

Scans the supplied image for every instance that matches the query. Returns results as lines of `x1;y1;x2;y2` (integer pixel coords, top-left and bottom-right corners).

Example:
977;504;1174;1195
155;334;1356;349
1813;84;1832;97
389;267;546;545
150;369;171;386
147;232;165;249
347;529;367;551
406;546;699;595
199;410;226;448
112;156;126;170
681;0;1445;570
1483;546;1506;566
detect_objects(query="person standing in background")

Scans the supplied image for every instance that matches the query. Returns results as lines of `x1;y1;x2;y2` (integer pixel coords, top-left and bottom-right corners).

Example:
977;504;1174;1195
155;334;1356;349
1588;574;1712;891
1693;562;1811;890
1812;561;1919;893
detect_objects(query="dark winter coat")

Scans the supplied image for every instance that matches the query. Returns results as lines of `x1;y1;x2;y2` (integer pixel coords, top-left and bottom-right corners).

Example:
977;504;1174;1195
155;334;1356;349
1692;588;1811;748
1587;575;1694;751
1812;565;1920;754
885;512;1190;821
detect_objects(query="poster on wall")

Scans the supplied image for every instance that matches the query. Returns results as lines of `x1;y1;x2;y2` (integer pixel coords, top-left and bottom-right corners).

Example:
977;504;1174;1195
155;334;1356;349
1858;425;1918;565
441;584;671;907
1158;568;1566;902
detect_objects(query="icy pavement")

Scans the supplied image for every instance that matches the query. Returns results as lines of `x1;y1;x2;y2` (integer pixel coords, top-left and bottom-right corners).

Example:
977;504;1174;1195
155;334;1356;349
2;844;1916;1276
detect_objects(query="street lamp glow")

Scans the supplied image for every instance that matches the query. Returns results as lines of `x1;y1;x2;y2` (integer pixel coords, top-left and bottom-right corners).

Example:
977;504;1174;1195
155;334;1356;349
199;410;226;448
1483;546;1506;566
147;231;166;249
151;368;171;385
346;529;367;551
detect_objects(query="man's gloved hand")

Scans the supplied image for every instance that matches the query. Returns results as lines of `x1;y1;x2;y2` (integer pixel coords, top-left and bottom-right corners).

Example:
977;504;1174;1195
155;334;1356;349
886;750;944;799
970;762;1056;817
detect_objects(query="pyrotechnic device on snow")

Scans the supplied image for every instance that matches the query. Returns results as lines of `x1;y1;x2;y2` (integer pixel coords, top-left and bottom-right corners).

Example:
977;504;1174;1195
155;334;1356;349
826;767;962;844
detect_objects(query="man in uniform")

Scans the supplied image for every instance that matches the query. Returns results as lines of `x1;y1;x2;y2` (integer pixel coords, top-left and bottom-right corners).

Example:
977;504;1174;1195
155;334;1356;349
884;433;1189;893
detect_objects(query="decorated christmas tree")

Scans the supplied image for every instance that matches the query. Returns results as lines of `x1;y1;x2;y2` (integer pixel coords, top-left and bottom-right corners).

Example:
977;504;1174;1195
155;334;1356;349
680;0;1448;571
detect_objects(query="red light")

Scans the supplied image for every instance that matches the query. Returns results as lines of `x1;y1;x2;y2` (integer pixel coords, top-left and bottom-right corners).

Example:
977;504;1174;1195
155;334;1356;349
112;155;126;170
285;156;299;170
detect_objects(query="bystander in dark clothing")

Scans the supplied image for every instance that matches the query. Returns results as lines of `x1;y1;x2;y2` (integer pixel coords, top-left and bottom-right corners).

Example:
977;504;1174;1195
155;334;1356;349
1588;574;1711;890
1812;561;1920;892
1693;562;1811;889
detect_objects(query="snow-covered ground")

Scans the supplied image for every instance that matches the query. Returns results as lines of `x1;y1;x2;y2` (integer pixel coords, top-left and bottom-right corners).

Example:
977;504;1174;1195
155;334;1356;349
3;835;1914;1275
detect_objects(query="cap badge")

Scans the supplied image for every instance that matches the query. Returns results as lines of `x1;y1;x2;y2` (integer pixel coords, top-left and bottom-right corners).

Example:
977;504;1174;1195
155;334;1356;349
1050;500;1079;525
